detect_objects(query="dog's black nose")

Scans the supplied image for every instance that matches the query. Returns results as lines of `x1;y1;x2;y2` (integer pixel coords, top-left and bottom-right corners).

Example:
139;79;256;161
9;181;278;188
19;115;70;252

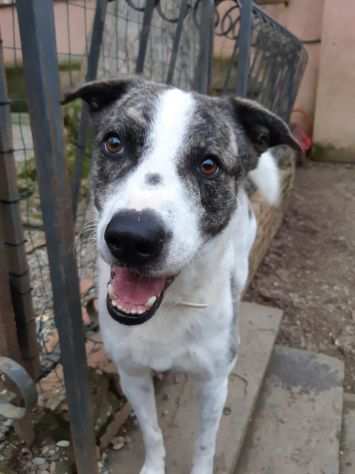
104;210;167;266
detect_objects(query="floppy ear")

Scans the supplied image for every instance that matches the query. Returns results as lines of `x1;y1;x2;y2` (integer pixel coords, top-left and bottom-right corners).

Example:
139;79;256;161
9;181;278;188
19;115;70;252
230;97;302;163
62;78;140;113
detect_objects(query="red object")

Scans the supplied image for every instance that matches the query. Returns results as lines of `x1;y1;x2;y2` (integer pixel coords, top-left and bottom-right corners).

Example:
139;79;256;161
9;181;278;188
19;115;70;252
290;108;313;154
291;123;313;154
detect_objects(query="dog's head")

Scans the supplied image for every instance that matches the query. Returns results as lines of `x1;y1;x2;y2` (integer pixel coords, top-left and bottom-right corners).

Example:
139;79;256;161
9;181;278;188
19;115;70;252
64;78;300;325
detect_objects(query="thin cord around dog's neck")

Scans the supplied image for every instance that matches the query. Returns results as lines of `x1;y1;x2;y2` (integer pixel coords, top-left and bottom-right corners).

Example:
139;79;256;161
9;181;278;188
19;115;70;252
172;301;209;308
172;299;239;308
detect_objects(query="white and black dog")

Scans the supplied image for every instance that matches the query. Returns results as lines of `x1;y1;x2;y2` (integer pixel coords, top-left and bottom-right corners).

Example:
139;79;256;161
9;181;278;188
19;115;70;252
64;78;300;474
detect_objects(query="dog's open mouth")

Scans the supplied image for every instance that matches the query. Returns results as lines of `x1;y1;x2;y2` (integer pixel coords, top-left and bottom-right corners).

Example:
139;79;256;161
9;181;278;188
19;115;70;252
107;266;172;325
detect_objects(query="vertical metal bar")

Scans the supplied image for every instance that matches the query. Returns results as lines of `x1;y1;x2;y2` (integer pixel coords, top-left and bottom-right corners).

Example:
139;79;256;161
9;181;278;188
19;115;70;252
72;0;108;218
0;221;35;447
135;0;156;74
194;0;215;94
236;0;253;96
0;225;22;366
222;37;239;95
0;32;40;380
15;2;98;473
166;0;189;85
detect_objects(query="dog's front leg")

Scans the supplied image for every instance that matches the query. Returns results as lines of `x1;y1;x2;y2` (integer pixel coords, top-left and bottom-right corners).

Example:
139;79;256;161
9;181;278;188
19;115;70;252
119;368;165;474
191;374;229;474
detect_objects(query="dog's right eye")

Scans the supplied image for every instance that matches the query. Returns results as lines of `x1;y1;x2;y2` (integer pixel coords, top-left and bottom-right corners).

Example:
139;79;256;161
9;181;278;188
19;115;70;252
101;133;124;156
198;155;220;179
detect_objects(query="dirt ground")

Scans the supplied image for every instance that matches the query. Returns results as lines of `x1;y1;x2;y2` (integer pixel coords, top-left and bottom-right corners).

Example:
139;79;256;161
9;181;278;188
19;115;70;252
245;161;355;392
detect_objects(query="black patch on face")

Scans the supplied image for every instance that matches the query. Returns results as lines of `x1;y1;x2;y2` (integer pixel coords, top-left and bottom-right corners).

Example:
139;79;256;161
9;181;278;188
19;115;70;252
90;82;168;211
145;173;162;186
177;96;245;238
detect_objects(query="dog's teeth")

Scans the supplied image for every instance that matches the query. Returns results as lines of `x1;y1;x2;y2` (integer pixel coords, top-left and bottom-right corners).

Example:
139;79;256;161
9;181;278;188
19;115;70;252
111;299;117;308
108;283;113;297
146;296;157;308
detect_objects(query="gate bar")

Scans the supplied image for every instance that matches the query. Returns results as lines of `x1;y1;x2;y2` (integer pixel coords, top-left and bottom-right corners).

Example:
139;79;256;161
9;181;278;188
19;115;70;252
166;0;190;85
135;0;156;74
16;1;98;472
194;0;215;94
236;0;253;96
72;0;109;218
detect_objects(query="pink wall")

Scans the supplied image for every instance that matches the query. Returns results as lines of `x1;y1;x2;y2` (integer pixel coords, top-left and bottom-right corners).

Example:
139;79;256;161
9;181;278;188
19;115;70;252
262;0;324;131
313;0;355;159
0;1;95;64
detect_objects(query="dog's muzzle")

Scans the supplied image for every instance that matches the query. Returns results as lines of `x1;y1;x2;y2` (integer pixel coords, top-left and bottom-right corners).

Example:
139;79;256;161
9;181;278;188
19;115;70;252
104;210;172;325
105;209;167;266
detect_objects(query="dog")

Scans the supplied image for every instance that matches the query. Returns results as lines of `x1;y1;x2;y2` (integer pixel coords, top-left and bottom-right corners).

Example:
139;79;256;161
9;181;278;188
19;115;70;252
64;78;300;474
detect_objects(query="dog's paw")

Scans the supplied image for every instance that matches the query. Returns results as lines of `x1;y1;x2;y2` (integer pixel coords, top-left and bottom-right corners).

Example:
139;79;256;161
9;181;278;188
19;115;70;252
191;460;213;474
139;464;165;474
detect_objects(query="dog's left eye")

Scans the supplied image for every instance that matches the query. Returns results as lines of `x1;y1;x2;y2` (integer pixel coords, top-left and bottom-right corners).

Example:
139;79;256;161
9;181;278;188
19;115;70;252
198;155;220;178
102;133;124;156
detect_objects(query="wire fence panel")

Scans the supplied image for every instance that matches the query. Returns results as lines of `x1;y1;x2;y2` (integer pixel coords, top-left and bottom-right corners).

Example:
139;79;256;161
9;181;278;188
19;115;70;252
214;0;308;120
100;0;200;88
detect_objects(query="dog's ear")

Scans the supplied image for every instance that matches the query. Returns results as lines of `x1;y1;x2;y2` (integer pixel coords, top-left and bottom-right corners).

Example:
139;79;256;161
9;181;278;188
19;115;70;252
62;78;140;113
230;97;302;163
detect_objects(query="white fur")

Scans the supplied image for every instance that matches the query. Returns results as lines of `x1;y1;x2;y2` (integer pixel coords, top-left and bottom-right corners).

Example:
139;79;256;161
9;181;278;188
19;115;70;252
96;88;280;474
98;191;253;474
249;149;280;206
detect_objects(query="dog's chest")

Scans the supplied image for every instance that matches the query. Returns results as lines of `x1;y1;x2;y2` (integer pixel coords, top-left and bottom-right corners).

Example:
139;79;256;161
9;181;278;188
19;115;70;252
100;302;234;375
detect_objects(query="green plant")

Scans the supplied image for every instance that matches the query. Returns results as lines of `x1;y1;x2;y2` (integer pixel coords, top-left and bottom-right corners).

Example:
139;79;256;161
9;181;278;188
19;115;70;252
16;100;92;204
63;100;93;181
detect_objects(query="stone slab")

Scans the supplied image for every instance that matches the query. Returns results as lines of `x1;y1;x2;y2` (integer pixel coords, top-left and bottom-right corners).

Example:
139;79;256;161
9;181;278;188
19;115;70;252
341;393;355;474
108;303;283;473
237;346;344;474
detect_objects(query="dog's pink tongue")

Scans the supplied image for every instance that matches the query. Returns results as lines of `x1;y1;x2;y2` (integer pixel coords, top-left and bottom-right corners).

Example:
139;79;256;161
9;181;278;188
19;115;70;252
111;266;166;305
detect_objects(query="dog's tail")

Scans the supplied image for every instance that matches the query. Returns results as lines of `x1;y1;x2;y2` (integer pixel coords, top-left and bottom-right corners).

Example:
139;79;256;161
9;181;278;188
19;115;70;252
248;150;280;206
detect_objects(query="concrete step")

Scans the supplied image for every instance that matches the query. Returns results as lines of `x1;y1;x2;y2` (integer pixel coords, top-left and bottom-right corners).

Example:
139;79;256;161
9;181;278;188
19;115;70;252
341;393;355;474
237;345;344;474
108;302;283;474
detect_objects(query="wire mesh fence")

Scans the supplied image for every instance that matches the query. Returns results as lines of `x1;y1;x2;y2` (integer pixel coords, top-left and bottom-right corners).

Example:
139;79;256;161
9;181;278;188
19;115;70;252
213;0;308;120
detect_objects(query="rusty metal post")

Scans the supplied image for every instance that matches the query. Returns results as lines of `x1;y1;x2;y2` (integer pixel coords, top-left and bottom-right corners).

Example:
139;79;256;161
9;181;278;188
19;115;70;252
16;1;98;472
0;224;22;365
0;209;36;446
0;31;40;379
